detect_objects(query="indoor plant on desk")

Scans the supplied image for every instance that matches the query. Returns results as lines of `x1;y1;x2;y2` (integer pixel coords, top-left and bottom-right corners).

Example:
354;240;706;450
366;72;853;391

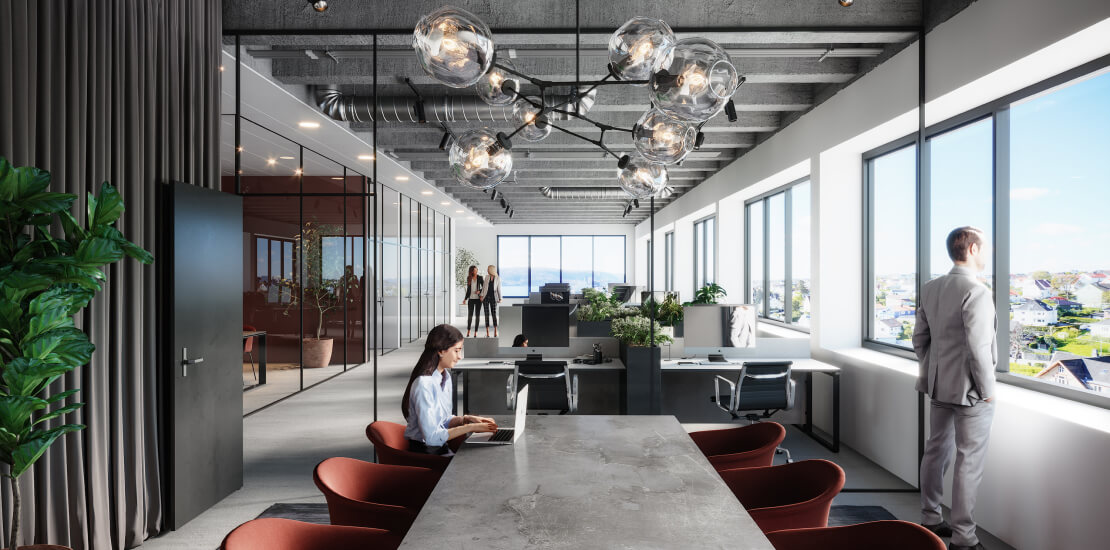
0;158;153;550
576;287;620;336
611;315;672;415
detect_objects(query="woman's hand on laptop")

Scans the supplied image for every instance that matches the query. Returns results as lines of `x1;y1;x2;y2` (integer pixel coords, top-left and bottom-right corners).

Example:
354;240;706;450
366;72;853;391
467;419;497;433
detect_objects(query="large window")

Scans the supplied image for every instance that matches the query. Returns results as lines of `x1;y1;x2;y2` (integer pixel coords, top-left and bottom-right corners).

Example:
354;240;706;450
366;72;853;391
865;144;918;348
497;235;627;297
664;231;674;292
693;217;715;294
746;179;810;328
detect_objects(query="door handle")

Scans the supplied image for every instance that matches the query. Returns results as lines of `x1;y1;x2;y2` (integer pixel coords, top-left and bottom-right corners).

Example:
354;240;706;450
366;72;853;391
182;347;205;377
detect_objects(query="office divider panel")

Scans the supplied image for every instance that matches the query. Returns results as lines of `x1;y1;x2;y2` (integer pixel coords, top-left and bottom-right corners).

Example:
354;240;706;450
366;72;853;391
380;186;400;353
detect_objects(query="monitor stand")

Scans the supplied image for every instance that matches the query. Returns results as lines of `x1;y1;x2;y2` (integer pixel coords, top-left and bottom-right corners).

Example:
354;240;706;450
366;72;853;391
707;354;727;363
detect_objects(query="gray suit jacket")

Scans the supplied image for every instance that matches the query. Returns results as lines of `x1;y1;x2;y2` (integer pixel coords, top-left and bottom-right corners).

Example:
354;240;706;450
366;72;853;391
913;265;997;406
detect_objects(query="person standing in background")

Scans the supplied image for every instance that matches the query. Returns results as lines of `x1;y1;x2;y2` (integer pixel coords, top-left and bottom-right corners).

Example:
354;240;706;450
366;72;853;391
913;226;996;550
480;264;502;338
461;265;484;338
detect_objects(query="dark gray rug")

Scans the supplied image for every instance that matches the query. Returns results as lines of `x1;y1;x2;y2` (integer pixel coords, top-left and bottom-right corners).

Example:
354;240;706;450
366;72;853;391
256;503;896;527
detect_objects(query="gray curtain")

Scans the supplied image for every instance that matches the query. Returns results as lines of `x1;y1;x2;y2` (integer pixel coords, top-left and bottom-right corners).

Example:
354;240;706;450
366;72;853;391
0;1;221;548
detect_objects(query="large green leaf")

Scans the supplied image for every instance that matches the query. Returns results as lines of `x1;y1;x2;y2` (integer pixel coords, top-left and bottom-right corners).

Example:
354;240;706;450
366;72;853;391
2;357;71;396
34;402;84;425
0;270;52;302
21;191;76;215
0;162;51;201
46;388;80;404
90;183;125;228
58;210;88;242
22;327;94;366
75;237;124;266
95;225;154;264
0;395;49;433
10;424;84;477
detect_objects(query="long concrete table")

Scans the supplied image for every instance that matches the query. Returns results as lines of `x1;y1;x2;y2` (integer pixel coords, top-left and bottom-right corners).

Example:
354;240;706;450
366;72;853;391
398;415;774;550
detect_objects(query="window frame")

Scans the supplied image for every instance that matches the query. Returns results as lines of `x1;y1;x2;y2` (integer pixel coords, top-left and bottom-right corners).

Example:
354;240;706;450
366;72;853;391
861;53;1110;408
496;235;627;298
664;231;674;293
744;177;811;333
692;215;716;296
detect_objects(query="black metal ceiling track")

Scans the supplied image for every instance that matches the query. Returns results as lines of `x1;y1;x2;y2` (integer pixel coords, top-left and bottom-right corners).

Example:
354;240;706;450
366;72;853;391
223;25;921;37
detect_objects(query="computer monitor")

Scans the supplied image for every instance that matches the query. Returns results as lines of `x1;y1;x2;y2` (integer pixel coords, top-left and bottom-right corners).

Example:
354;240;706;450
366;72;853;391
521;305;570;347
607;283;639;304
683;304;758;355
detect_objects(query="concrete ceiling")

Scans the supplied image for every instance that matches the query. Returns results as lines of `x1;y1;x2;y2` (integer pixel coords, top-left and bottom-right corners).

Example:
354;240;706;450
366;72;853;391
223;0;972;224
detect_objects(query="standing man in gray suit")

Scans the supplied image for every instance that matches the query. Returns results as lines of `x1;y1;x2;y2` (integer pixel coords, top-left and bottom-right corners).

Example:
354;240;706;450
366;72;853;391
913;226;996;550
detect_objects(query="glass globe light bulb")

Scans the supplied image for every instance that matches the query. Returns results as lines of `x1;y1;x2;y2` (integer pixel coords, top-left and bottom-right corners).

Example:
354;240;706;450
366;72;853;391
448;128;513;189
617;154;669;199
412;6;495;88
632;108;696;164
475;57;520;106
310;0;328;12
512;98;551;142
608;17;676;85
650;37;739;122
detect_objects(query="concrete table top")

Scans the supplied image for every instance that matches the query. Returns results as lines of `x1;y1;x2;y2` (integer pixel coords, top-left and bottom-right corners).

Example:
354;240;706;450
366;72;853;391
398;415;774;550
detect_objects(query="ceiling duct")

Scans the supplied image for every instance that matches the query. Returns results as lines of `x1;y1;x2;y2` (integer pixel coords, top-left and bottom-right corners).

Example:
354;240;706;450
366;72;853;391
539;186;675;200
315;86;586;124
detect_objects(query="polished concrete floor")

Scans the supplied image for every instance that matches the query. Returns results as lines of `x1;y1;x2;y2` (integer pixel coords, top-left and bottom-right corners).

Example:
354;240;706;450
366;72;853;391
141;327;1015;549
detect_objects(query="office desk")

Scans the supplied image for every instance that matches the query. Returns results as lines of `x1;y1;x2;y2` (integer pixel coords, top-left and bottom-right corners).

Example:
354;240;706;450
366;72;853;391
661;358;841;452
452;358;624;415
398;415;773;550
242;330;267;386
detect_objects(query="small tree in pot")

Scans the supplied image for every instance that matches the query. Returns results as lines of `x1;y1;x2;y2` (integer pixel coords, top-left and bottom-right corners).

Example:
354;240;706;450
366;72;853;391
281;222;349;368
0;158;153;550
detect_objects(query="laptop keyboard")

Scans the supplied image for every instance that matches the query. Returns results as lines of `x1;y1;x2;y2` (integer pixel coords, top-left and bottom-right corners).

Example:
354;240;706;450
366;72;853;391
488;429;514;442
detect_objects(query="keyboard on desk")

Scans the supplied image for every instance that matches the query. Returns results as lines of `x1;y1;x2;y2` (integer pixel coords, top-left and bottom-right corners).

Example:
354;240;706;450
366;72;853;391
487;429;514;442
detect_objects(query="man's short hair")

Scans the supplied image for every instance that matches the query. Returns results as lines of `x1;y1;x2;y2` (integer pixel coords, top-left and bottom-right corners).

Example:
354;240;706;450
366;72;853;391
946;226;984;262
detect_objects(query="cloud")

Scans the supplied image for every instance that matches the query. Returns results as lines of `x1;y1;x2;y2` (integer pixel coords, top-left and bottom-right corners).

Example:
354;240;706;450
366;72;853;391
1035;222;1082;236
1010;187;1051;200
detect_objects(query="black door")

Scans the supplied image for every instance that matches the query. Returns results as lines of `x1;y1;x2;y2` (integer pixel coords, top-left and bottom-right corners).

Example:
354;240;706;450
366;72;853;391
162;182;243;529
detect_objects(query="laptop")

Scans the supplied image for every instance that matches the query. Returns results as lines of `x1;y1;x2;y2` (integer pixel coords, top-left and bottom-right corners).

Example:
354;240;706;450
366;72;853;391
467;384;529;445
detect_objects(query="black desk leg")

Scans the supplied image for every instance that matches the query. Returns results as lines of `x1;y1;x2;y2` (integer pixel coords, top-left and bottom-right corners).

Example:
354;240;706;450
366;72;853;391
793;371;840;453
258;333;267;385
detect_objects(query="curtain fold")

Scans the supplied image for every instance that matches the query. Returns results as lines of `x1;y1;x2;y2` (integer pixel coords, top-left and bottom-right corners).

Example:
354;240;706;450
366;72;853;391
0;1;221;548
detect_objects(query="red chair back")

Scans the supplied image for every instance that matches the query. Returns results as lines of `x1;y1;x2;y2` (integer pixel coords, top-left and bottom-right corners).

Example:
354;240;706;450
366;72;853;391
220;518;401;550
366;421;451;473
689;422;786;471
719;459;845;533
766;520;945;550
243;324;257;353
313;457;438;536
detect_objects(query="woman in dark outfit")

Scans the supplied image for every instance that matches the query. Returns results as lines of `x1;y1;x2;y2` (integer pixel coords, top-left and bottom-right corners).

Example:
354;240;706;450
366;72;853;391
461;265;483;337
402;324;497;455
479;264;502;338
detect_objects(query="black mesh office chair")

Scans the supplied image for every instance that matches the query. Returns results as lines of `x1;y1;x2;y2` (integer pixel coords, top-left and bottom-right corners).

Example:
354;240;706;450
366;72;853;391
506;360;578;414
714;361;795;462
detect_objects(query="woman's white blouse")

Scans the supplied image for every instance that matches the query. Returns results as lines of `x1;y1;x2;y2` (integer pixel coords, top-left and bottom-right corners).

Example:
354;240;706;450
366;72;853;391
403;371;454;447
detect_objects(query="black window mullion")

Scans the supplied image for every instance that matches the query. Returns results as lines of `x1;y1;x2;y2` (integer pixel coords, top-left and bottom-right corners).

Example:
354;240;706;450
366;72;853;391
785;189;793;325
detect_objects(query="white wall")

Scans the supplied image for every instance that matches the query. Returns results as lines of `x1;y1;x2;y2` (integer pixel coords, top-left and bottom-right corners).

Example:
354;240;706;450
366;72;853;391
633;1;1110;548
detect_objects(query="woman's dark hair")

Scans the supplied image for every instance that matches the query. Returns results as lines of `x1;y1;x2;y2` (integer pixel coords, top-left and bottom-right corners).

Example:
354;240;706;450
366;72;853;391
402;324;464;418
512;334;528;347
466;265;478;286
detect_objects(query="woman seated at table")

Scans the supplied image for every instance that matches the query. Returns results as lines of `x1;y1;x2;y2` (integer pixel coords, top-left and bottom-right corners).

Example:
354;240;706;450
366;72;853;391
512;334;528;347
403;324;498;455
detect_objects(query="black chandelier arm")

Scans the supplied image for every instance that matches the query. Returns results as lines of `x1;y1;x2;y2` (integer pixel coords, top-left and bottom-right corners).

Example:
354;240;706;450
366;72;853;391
547;122;622;160
493;62;648;90
549;108;634;134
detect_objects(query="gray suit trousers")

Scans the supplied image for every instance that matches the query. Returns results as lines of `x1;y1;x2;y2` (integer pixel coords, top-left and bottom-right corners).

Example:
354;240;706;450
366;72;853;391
920;399;994;546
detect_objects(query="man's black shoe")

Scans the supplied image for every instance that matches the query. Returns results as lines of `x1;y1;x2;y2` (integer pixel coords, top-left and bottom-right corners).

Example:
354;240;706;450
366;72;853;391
949;543;986;550
923;520;953;537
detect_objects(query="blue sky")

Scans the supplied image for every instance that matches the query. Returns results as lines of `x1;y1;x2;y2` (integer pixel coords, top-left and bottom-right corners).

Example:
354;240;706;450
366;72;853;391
873;68;1110;278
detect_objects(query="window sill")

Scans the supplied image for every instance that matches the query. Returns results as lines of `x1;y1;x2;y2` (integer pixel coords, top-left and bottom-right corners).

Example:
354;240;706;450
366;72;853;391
815;346;919;377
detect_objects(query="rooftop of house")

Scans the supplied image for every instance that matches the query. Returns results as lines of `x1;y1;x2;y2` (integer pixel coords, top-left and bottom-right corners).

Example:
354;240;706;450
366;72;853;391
1039;355;1110;389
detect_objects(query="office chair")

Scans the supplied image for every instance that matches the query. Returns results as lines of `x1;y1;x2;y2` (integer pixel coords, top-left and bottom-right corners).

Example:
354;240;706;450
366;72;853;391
220;518;401;550
765;521;945;550
506;360;578;414
714;361;795;463
243;324;258;381
718;459;845;534
365;421;462;474
689;422;785;472
313;458;438;536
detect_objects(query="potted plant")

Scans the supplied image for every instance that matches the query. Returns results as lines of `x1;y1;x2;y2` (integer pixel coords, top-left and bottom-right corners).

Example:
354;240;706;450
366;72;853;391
688;283;727;305
643;293;685;338
281;222;349;368
611;315;672;415
576;287;620;336
0;158;153;550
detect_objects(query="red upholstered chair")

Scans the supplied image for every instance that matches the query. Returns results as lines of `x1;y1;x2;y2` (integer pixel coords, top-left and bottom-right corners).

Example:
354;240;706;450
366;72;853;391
719;459;845;533
766;521;946;550
313;457;439;536
243;324;258;381
688;422;786;471
220;518;401;550
365;421;463;474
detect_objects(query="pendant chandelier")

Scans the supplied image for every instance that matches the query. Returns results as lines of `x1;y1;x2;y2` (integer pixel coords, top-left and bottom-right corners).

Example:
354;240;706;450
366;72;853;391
411;5;746;199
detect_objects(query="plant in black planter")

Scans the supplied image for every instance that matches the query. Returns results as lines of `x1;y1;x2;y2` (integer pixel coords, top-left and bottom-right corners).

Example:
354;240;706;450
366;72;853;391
0;158;153;550
611;315;672;415
576;287;620;337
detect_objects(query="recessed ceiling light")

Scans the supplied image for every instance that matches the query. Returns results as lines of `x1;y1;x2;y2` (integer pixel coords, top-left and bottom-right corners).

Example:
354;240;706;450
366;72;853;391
421;190;433;196
392;202;399;205
395;175;410;181
267;158;276;165
455;209;464;213
358;154;375;160
219;65;225;72
331;177;343;180
279;156;295;160
298;121;320;129
236;146;243;152
294;168;303;175
411;210;418;213
440;201;450;206
466;216;474;220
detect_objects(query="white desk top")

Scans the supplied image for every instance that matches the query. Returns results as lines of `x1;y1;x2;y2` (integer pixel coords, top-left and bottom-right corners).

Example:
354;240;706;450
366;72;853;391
661;357;840;373
455;357;626;371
